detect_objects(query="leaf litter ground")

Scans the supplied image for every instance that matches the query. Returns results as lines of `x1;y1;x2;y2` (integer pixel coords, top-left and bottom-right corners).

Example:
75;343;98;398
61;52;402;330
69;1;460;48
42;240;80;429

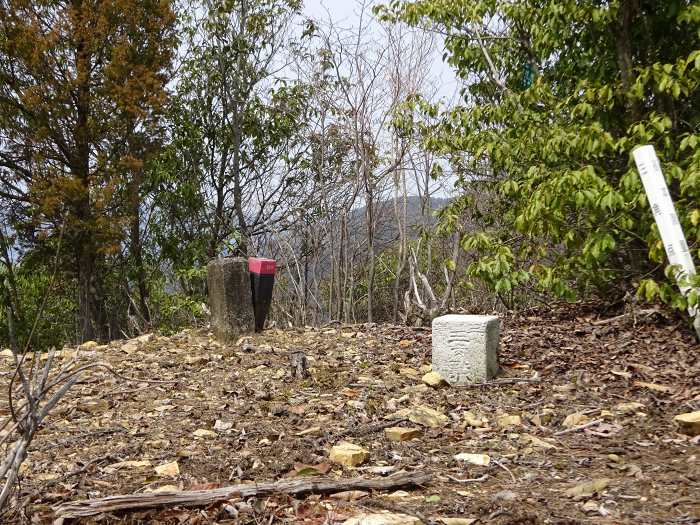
2;303;698;524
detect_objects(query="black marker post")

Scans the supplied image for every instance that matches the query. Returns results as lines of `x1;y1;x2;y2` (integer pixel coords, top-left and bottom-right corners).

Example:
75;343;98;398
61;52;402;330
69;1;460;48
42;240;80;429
248;257;276;332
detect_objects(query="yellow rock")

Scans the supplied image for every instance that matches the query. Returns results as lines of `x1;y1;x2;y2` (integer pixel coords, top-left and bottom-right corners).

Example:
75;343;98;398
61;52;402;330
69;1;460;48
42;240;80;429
565;478;611;499
674;411;700;436
329;442;370;467
521;433;557;449
497;415;522;428
104;460;151;473
399;367;419;378
385;427;421;442
343;512;422;525
422;371;446;387
79;340;98;350
462;411;486;428
614;402;645;415
77;398;109;414
407;405;449;428
438;519;477;525
145;484;179;493
562;412;588;428
453;453;490;466
154;461;180;477
193;428;217;439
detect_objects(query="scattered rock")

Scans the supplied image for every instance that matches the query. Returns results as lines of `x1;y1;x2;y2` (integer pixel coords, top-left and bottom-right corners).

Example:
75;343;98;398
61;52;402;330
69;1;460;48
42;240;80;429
385;427;421;442
497;414;521;428
437;519;477;525
193;428;217;439
422;371;446;387
673;411;700;436
562;412;589;428
343;512;422;525
154;461;180;477
521;434;557;449
77;398;109;414
330;490;369;501
403;405;449;428
565;478;611;500
461;411;486;428
214;420;233;431
399;367;420;379
453;453;490;466
103;460;151;473
78;340;99;350
614;402;645;415
329;442;370;467
492;490;517;502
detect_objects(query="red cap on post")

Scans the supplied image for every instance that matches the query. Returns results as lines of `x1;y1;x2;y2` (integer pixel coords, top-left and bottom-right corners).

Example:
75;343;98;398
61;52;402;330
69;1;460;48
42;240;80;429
248;257;276;275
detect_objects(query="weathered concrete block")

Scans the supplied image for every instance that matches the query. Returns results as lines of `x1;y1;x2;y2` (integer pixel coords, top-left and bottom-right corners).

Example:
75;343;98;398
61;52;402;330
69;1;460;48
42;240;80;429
206;257;255;341
431;314;500;385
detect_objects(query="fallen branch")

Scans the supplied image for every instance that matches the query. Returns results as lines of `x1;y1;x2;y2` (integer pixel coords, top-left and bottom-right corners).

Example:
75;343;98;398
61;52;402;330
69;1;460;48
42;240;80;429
444;474;489;484
54;471;431;518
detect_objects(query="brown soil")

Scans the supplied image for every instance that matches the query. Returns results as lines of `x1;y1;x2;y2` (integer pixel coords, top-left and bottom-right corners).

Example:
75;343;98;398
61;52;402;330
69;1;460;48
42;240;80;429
2;303;699;524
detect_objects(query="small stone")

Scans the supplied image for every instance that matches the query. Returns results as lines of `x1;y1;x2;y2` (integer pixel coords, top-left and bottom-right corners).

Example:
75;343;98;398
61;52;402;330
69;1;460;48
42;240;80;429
521;434;557;449
399;367;419;379
136;333;153;344
121;341;139;354
154;461;180;477
77;398;109;414
214;420;233;431
614;402;645;415
104;460;151;473
422;371;446;387
462;411;486;428
492;490;517;502
343;512;422;525
497;415;521;428
193;428;217;439
329;442;370;467
79;340;98;350
582;501;599;513
145;484;179;493
438;519;476;525
607;454;623;463
385;427;421;442
406;405;449;428
674;411;700;436
562;412;589;428
454;453;490;466
565;478;611;499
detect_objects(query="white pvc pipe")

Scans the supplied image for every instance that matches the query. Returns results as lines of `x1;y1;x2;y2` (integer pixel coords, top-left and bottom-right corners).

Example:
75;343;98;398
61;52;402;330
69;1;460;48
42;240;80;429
633;145;700;339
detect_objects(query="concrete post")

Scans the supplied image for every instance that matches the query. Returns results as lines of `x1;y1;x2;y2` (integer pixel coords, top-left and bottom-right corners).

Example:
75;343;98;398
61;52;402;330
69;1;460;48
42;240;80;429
206;257;255;341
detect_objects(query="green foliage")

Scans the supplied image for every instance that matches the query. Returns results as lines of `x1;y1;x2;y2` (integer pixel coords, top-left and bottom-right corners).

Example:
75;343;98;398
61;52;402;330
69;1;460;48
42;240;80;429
379;0;700;313
0;265;77;352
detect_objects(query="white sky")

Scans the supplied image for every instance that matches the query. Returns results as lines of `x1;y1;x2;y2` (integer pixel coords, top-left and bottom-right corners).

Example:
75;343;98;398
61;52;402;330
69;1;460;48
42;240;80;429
303;0;461;103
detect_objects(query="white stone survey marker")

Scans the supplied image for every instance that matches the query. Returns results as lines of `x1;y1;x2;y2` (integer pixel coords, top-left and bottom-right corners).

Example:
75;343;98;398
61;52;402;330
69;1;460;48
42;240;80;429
432;315;500;385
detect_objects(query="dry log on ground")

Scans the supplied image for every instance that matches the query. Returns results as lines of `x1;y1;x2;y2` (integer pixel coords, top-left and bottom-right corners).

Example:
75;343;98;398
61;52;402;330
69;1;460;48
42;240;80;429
54;471;431;518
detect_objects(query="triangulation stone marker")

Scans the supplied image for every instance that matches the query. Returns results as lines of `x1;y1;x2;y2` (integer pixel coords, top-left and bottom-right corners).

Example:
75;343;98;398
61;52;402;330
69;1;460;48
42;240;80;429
207;257;255;341
432;314;500;385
